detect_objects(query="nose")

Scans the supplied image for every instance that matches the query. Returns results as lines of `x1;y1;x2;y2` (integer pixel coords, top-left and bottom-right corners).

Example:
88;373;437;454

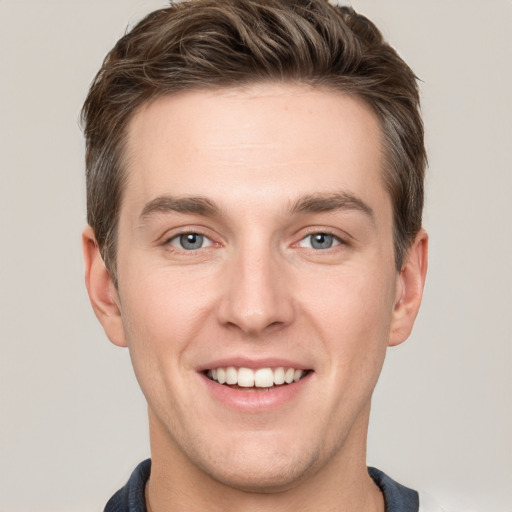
216;242;295;337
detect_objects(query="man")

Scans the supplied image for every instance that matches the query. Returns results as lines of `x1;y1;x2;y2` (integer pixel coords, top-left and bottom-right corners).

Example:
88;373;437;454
81;1;429;510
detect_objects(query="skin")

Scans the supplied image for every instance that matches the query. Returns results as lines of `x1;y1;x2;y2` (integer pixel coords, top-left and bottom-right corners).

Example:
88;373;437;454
83;84;428;512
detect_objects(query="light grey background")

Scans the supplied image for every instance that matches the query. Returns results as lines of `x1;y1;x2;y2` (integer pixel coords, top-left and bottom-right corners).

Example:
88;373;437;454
0;1;510;511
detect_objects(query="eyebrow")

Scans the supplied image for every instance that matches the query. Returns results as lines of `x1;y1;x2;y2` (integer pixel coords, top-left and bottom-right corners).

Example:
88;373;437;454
139;195;221;223
289;191;374;221
138;191;374;224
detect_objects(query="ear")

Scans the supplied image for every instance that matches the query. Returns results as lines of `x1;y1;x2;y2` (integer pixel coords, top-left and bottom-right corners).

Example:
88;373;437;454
388;229;428;347
82;226;127;347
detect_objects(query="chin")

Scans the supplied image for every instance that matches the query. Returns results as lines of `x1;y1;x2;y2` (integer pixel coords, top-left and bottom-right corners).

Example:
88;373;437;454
185;431;323;493
204;452;319;493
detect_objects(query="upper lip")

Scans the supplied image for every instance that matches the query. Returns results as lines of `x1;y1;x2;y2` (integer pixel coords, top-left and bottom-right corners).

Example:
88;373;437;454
197;357;312;372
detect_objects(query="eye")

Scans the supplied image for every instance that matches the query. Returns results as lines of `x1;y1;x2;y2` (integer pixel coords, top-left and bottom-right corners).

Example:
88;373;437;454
298;233;340;250
169;233;213;250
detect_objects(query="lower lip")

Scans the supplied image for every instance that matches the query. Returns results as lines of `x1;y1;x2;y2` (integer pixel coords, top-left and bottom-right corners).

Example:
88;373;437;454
200;372;312;412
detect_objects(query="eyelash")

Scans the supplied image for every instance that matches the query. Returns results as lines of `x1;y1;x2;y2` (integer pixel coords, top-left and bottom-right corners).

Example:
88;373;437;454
163;229;347;254
165;231;215;252
295;231;347;251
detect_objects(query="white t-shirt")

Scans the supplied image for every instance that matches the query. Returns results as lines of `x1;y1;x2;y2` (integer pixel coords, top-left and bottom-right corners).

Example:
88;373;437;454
419;492;480;512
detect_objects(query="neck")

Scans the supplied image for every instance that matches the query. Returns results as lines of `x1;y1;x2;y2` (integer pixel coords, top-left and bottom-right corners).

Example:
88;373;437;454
146;405;384;512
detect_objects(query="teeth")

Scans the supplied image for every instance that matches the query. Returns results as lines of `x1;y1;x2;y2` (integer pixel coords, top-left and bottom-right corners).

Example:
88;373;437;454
254;368;273;387
284;368;295;384
225;366;237;385
238;367;255;387
273;367;285;385
207;366;306;388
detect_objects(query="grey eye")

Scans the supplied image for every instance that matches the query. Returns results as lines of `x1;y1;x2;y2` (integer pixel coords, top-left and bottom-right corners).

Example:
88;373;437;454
172;233;209;250
310;233;334;249
298;233;340;250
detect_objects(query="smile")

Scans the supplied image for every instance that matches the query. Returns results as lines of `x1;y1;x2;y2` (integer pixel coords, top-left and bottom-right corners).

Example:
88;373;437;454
206;367;310;389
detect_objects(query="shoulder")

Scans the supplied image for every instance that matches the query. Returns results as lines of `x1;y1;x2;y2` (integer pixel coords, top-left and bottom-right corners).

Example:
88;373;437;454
369;468;480;512
103;459;151;512
368;467;419;512
419;492;482;512
419;492;450;512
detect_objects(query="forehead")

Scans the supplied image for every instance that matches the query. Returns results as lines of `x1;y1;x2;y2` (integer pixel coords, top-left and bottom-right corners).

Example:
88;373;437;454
122;84;386;214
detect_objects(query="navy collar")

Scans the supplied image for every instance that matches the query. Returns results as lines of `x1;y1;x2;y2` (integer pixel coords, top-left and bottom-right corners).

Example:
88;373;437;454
368;467;419;512
105;460;419;512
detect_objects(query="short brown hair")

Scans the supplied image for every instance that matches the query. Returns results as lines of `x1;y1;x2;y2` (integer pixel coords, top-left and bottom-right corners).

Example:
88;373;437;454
82;0;426;284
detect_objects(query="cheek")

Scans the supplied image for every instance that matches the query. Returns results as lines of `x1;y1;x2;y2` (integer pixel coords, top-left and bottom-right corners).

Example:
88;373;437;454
301;263;396;371
305;262;395;327
116;270;216;425
118;268;215;369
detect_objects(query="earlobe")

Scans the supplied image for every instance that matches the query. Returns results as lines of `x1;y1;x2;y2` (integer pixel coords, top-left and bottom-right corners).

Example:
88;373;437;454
388;229;428;347
82;226;127;347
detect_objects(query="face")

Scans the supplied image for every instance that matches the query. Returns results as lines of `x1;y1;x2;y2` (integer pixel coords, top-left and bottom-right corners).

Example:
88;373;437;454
85;84;426;493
